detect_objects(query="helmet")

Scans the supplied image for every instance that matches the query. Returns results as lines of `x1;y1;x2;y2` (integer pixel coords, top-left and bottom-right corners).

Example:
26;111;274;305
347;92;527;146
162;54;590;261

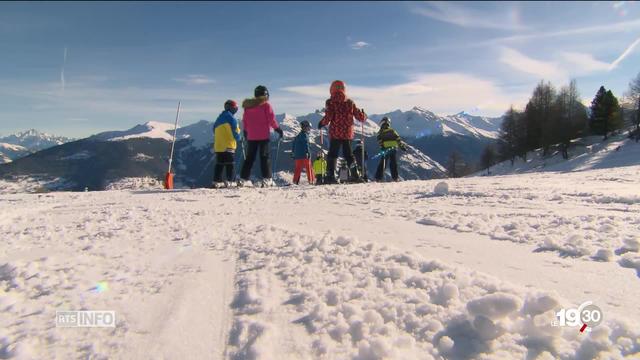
224;100;238;113
330;80;346;96
380;117;391;127
300;120;311;130
254;85;269;98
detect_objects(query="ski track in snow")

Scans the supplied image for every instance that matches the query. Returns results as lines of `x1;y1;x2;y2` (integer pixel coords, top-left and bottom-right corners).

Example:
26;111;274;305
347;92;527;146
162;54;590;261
1;166;640;359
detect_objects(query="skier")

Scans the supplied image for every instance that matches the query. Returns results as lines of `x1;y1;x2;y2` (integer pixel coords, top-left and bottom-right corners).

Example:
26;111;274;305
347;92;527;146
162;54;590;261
317;80;367;184
353;139;369;182
239;85;284;187
212;100;242;188
374;117;407;182
291;121;314;185
312;152;327;185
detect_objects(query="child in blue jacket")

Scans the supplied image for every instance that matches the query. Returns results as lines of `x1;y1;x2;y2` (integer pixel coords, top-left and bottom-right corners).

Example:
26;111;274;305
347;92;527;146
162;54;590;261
291;121;314;185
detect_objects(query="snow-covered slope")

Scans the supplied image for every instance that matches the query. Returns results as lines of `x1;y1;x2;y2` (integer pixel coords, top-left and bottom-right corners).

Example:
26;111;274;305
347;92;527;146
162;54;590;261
483;130;640;176
369;107;502;139
0;143;29;164
1;166;638;359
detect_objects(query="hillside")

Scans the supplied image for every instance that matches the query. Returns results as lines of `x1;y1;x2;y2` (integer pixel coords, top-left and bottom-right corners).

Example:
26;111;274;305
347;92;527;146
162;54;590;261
481;129;640;177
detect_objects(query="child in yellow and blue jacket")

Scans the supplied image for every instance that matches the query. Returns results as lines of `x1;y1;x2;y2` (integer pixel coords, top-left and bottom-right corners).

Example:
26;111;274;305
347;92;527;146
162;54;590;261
212;100;242;187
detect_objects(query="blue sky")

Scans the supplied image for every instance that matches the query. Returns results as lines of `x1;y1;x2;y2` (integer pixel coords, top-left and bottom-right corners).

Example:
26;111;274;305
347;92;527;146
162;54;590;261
1;1;639;138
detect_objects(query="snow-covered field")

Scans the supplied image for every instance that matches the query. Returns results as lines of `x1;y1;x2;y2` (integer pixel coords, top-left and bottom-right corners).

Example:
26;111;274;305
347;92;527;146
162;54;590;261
1;165;639;359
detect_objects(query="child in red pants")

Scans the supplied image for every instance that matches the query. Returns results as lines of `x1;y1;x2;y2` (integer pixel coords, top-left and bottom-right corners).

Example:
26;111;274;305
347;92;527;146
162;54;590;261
291;120;314;185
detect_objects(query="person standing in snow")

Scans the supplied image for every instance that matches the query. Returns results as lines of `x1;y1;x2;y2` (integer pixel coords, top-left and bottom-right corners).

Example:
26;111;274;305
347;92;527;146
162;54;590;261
212;100;242;188
239;85;284;187
353;139;369;182
374;117;407;182
313;152;327;185
291;120;315;185
317;80;367;184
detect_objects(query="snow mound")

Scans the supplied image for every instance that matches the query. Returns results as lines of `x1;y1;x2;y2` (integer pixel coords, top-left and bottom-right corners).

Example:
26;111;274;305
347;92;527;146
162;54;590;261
433;181;449;195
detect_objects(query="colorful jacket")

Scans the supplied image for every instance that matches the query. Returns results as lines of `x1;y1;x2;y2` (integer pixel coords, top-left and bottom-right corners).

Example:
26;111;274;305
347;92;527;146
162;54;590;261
319;92;366;140
242;96;279;141
378;127;402;149
213;110;242;153
291;131;311;160
313;158;327;176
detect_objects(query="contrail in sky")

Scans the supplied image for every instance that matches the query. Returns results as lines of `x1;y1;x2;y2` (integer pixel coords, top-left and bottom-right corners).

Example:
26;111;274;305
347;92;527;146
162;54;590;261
61;47;67;94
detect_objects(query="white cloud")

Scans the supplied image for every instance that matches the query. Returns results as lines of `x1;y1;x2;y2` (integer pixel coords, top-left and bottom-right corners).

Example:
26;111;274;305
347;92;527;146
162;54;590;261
411;2;526;30
282;73;528;116
499;48;566;82
559;52;610;73
350;41;371;50
173;74;215;85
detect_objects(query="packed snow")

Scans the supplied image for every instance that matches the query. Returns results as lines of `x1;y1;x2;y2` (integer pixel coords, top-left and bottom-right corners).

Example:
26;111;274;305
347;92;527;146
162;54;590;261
1;163;639;359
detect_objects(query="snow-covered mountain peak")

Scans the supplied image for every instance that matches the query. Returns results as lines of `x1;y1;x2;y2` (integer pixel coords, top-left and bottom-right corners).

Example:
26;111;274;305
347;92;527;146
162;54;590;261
0;129;73;154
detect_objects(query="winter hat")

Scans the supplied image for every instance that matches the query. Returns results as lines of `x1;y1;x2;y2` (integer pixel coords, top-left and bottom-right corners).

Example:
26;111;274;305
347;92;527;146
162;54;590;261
330;80;346;96
380;117;391;126
254;85;269;98
224;100;238;113
300;120;311;131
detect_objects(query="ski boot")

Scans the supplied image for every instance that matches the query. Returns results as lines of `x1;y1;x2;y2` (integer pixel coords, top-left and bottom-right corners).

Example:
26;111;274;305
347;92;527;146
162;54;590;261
261;178;275;188
212;182;225;189
237;179;254;188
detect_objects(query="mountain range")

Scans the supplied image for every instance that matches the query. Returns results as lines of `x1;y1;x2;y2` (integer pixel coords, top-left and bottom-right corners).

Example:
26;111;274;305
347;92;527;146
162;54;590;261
0;108;502;191
0;130;74;164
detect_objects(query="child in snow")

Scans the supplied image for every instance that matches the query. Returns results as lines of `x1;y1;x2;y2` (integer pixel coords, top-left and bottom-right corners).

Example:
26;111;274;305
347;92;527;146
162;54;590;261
212;100;242;188
313;152;327;185
317;80;367;184
239;85;284;187
353;139;369;182
291;121;315;185
374;117;407;182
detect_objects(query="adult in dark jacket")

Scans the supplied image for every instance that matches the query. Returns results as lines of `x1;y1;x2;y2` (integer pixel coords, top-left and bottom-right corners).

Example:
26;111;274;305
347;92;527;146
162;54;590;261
318;80;367;184
375;117;406;182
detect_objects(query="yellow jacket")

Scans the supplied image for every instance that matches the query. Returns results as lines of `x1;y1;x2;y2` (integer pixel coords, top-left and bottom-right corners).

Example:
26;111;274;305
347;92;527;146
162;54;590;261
313;158;327;176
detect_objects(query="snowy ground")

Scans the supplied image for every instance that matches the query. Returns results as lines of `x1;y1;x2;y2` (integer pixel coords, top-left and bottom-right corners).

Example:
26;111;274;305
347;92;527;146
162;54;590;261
1;166;639;359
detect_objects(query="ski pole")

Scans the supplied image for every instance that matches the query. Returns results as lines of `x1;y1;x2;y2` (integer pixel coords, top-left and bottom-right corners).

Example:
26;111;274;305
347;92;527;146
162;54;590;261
361;112;366;180
273;137;282;179
319;129;324;184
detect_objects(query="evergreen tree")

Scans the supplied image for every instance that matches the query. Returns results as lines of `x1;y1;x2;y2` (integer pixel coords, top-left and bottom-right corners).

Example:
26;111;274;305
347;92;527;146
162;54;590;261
589;86;608;138
446;151;462;178
603;90;623;138
480;144;496;175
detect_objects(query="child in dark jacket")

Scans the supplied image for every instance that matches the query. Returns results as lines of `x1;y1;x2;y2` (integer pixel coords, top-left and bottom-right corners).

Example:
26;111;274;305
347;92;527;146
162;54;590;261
291;121;314;185
375;117;407;182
